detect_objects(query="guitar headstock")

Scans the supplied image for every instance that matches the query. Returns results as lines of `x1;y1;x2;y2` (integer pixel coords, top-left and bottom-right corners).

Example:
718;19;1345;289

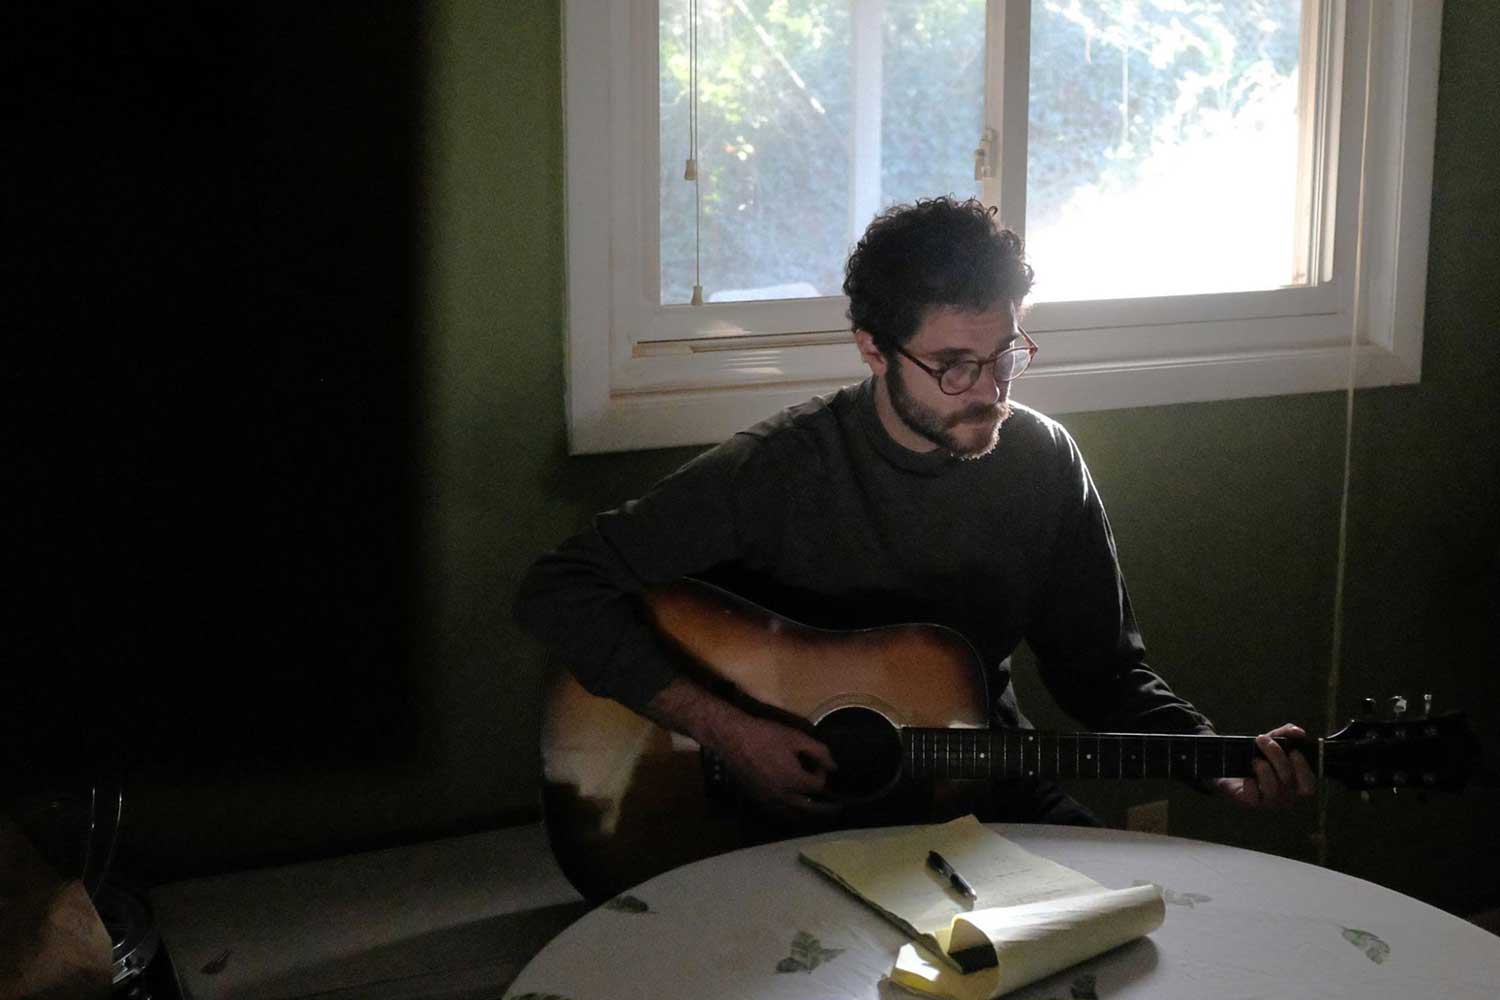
1323;695;1479;793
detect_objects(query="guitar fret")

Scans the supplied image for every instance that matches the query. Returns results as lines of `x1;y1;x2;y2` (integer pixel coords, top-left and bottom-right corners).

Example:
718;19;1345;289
903;729;1297;785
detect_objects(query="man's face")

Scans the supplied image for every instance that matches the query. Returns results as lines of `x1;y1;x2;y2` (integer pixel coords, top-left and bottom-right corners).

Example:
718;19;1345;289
881;303;1020;459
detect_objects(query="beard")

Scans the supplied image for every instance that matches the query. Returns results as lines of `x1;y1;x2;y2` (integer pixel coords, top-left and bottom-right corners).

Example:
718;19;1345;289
886;362;1008;460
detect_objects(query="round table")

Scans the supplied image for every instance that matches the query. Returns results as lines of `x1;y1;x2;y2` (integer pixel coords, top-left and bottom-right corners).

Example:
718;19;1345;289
508;825;1500;1000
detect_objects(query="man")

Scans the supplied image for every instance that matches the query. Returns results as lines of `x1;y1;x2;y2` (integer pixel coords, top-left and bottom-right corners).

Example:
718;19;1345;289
516;197;1313;824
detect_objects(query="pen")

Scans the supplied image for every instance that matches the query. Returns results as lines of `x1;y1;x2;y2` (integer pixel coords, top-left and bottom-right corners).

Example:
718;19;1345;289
926;850;978;903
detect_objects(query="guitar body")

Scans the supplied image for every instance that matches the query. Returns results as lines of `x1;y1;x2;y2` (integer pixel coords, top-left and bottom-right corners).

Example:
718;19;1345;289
540;579;989;901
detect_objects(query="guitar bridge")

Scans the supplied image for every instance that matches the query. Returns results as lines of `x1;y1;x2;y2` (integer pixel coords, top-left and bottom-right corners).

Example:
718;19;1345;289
700;746;732;800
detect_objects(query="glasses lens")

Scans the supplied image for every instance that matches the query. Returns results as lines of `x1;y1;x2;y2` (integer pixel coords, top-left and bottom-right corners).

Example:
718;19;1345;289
939;361;980;394
997;348;1031;382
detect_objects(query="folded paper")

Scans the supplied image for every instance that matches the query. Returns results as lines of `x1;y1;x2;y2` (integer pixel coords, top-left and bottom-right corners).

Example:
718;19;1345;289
800;816;1164;999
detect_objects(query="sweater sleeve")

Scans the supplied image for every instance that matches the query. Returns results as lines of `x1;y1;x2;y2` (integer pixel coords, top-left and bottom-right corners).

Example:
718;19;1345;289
1025;431;1215;737
513;436;761;712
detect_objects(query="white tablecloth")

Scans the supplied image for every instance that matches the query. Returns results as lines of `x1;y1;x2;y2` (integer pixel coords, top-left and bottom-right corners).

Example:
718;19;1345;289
508;824;1500;1000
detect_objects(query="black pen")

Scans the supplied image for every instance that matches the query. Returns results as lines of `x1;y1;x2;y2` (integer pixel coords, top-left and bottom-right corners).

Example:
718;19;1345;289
926;850;978;903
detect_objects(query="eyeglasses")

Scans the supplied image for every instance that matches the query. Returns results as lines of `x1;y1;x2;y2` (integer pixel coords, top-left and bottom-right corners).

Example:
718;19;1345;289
893;330;1038;395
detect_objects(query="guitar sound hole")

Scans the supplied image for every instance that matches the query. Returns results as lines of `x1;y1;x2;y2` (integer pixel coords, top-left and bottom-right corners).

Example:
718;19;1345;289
814;707;903;801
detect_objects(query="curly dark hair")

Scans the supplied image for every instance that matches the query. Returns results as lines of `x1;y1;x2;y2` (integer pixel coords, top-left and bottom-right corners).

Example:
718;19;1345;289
843;196;1033;354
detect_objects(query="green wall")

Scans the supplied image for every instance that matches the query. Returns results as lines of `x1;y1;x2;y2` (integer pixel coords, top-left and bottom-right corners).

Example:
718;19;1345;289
119;2;1497;914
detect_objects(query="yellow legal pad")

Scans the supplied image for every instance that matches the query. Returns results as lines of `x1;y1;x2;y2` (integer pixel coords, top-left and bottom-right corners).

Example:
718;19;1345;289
799;816;1164;999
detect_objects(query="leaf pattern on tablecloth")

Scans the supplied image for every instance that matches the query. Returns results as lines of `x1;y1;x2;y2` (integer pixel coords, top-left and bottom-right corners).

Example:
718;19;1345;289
1022;971;1101;1000
1132;879;1211;908
1068;972;1099;999
1341;927;1391;964
603;893;651;913
775;930;845;973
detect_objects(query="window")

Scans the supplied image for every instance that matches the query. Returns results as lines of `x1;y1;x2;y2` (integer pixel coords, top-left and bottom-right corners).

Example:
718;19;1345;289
563;1;1439;453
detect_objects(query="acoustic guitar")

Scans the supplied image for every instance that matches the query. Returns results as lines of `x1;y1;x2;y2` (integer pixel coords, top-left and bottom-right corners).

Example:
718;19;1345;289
541;579;1477;901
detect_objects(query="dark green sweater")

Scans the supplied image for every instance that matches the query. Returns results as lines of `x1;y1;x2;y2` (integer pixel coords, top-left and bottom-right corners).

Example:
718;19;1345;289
516;378;1212;738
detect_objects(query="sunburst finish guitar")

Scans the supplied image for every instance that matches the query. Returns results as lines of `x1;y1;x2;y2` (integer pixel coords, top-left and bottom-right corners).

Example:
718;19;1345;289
541;579;1477;901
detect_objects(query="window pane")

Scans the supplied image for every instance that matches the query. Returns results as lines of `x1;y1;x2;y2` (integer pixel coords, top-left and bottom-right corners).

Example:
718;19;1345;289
879;0;985;209
1026;0;1306;301
660;0;983;306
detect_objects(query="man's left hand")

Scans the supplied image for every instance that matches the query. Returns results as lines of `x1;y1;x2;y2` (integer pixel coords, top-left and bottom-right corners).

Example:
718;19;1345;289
1214;723;1317;808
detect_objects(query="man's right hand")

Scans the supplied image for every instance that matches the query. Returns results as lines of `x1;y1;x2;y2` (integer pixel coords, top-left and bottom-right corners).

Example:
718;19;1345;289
644;676;839;816
713;712;840;817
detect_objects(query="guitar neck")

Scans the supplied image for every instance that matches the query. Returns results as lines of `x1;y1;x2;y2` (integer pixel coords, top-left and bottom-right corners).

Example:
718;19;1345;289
903;728;1309;783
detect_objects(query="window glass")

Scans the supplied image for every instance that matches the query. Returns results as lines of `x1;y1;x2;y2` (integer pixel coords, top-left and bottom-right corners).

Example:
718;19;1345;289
1026;0;1305;301
879;0;985;209
659;0;983;305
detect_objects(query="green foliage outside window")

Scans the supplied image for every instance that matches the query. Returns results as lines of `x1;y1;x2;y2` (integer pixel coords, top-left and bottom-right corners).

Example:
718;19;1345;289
659;0;1300;304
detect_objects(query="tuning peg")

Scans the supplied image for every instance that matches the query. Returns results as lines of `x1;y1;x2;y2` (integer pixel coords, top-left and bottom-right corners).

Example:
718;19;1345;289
1390;695;1408;719
1361;697;1376;718
1422;693;1432;718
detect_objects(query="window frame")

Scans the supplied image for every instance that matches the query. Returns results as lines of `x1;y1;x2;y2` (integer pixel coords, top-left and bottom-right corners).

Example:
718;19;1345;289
562;0;1440;454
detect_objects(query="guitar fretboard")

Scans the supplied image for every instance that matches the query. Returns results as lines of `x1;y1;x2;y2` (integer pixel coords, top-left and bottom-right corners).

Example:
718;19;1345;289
902;728;1284;782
